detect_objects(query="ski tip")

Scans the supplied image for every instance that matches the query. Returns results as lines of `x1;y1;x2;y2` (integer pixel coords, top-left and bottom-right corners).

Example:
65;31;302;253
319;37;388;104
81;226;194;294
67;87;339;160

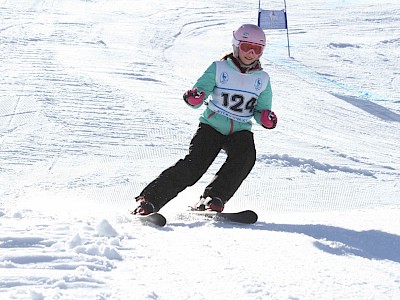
157;214;167;227
137;212;167;227
241;210;258;224
150;213;167;227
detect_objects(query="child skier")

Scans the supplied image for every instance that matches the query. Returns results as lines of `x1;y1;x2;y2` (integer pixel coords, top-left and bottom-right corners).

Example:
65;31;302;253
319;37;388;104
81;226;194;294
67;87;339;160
133;24;277;215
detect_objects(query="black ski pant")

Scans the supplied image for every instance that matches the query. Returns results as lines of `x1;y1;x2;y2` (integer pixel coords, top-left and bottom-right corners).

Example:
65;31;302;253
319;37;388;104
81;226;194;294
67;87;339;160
139;123;256;211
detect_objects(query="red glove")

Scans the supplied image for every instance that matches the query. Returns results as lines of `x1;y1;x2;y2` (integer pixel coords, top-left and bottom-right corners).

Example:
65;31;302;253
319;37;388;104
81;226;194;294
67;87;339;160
183;88;205;106
260;110;277;129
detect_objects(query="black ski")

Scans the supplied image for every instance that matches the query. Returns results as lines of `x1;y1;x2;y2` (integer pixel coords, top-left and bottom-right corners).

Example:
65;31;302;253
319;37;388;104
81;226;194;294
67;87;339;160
187;209;258;224
135;212;167;227
132;210;257;227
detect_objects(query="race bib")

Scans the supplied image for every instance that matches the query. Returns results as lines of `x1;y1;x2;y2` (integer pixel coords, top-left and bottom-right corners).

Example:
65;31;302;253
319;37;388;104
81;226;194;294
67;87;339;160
207;61;269;123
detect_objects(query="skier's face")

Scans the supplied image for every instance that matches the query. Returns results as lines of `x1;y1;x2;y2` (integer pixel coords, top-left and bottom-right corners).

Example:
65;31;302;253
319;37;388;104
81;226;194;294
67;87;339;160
237;42;263;65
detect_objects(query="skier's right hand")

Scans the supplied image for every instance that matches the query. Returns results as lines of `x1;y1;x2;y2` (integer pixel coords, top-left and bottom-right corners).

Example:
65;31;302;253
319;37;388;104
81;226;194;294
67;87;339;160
183;88;205;106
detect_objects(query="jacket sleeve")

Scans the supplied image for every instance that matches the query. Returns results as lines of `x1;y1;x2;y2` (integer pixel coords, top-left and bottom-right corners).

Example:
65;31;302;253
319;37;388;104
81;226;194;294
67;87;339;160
253;79;273;126
188;62;217;108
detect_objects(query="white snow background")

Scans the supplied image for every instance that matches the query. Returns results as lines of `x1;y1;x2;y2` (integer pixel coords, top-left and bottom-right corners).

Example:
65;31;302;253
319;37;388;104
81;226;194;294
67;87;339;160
1;0;400;299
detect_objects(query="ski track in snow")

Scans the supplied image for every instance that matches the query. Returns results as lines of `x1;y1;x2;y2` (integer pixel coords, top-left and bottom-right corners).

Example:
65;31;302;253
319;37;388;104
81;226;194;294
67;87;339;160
1;0;400;299
0;209;120;299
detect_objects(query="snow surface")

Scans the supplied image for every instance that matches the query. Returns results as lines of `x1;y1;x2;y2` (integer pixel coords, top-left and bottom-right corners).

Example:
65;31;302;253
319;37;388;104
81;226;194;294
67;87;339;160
1;0;400;299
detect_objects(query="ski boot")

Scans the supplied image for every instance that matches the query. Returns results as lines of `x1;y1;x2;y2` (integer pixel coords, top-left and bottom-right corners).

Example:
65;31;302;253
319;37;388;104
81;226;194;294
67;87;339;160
132;196;155;216
194;196;224;212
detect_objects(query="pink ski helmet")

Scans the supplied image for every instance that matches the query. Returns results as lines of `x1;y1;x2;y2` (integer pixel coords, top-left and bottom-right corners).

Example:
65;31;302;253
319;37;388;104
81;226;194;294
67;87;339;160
232;24;266;57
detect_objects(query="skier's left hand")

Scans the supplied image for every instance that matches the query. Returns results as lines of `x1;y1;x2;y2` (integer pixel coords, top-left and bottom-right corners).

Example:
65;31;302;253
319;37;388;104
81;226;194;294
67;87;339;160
261;109;277;129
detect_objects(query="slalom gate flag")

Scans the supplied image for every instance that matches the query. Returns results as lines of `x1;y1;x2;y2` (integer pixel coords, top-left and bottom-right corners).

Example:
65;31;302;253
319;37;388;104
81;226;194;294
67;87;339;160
258;9;287;30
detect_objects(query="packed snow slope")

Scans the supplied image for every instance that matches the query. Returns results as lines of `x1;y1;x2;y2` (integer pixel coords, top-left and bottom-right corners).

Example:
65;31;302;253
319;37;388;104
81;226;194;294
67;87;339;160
0;0;399;299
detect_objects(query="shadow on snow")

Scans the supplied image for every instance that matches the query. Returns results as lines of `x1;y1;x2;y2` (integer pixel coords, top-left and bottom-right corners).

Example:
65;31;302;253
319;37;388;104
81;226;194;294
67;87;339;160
255;221;400;263
166;214;400;263
330;92;400;122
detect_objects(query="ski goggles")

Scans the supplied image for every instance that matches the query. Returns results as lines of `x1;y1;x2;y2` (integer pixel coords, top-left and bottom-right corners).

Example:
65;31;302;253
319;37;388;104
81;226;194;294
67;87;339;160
239;42;264;55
